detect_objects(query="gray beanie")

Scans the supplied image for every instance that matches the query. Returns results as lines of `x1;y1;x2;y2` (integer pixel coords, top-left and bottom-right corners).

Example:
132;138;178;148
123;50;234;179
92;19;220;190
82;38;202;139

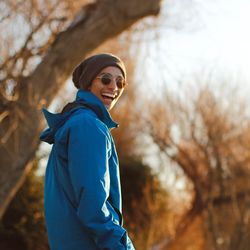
72;53;126;89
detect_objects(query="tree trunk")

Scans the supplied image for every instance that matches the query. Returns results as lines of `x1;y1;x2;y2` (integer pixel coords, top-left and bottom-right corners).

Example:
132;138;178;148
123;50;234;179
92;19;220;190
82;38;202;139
0;0;161;218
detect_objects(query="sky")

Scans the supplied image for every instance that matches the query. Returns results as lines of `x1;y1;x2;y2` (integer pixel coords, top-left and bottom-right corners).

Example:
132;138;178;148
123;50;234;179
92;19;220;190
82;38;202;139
138;0;250;96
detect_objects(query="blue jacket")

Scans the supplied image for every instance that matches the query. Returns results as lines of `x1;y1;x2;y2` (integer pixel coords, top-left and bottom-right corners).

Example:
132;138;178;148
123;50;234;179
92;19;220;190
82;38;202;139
40;90;135;250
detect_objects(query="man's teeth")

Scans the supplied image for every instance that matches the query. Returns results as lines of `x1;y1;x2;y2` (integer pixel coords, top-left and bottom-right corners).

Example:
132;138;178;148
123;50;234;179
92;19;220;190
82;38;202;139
102;93;116;99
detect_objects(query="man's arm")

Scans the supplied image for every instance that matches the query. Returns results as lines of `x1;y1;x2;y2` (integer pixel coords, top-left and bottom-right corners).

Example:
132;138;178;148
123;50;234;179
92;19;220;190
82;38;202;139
68;117;135;250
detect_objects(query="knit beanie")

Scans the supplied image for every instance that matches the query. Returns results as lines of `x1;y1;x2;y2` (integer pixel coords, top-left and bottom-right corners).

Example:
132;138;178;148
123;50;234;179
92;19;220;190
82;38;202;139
72;53;126;89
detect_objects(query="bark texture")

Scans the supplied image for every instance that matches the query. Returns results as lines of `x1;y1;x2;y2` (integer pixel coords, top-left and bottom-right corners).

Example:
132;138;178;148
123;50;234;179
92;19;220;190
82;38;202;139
0;0;161;218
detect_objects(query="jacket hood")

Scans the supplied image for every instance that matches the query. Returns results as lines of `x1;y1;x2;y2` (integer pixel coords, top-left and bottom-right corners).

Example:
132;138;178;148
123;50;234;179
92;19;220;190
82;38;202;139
40;90;118;144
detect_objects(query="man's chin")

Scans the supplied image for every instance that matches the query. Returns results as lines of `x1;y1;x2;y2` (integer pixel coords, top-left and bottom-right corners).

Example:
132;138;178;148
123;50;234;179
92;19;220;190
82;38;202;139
104;103;111;110
105;100;117;111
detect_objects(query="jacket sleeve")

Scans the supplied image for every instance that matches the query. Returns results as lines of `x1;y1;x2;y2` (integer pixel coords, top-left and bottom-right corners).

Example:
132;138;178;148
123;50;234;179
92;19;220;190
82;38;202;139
67;117;135;250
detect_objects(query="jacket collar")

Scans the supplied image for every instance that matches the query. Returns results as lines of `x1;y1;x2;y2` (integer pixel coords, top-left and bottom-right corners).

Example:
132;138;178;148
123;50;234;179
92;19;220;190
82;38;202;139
40;90;118;144
76;89;118;129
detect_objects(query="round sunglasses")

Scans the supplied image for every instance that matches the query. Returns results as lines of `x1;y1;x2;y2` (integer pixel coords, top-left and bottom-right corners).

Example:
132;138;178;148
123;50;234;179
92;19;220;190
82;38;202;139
96;73;126;89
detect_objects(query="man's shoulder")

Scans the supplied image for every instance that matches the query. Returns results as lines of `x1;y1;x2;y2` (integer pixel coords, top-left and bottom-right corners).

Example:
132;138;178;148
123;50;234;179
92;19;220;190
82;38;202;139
66;108;110;136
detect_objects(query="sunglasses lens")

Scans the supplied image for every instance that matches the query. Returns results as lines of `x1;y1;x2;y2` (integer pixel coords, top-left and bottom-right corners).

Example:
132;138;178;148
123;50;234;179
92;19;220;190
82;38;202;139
116;78;124;88
101;76;112;85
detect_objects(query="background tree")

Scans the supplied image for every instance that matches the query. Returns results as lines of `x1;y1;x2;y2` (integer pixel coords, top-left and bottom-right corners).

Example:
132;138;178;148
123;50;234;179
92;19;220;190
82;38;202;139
141;83;250;250
0;0;162;218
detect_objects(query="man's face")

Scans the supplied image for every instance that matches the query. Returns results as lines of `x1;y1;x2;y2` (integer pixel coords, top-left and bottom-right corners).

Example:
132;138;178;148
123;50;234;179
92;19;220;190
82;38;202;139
88;66;125;110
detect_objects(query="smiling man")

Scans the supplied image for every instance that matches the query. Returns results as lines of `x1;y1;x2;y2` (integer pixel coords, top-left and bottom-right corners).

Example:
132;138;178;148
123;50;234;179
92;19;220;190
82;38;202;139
40;54;135;250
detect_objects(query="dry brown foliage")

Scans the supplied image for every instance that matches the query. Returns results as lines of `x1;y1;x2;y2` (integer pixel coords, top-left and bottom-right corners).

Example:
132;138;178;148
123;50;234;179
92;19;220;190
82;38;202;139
141;84;250;250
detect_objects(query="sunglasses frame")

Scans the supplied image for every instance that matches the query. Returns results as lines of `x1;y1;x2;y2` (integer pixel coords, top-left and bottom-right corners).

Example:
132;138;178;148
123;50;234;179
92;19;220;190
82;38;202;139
96;73;126;89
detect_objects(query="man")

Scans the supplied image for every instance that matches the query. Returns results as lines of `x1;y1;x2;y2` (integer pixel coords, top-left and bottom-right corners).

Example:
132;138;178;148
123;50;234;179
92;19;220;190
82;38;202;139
40;53;135;250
